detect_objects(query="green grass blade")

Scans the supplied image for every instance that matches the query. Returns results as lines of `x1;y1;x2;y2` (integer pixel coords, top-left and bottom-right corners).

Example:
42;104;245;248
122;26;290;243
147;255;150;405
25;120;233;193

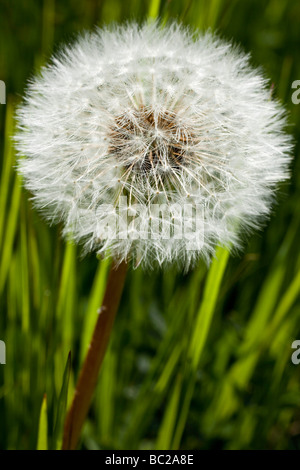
53;351;72;450
156;374;182;450
148;0;161;20
188;246;230;369
37;394;48;450
80;257;111;363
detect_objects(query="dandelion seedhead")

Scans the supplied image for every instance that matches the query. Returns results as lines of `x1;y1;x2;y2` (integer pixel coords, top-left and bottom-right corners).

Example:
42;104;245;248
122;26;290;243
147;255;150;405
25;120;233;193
15;22;293;268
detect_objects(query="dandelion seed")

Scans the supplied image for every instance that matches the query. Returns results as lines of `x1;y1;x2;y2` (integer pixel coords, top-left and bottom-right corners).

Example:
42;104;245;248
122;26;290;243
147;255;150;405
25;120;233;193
15;22;293;269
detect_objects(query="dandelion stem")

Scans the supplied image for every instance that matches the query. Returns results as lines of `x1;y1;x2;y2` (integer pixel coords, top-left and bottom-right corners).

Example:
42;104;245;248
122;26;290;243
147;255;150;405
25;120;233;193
62;259;127;450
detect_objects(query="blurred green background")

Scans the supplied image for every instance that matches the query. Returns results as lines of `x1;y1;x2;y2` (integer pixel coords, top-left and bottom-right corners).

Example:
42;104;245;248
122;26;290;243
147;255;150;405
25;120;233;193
0;0;300;450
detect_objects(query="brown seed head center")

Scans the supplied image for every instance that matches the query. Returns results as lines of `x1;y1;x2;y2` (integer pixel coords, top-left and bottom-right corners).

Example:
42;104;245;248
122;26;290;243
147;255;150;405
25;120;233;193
110;107;189;174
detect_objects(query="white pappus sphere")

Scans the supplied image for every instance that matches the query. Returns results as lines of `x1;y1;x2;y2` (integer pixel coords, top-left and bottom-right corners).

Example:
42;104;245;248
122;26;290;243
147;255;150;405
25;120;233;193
15;22;293;269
